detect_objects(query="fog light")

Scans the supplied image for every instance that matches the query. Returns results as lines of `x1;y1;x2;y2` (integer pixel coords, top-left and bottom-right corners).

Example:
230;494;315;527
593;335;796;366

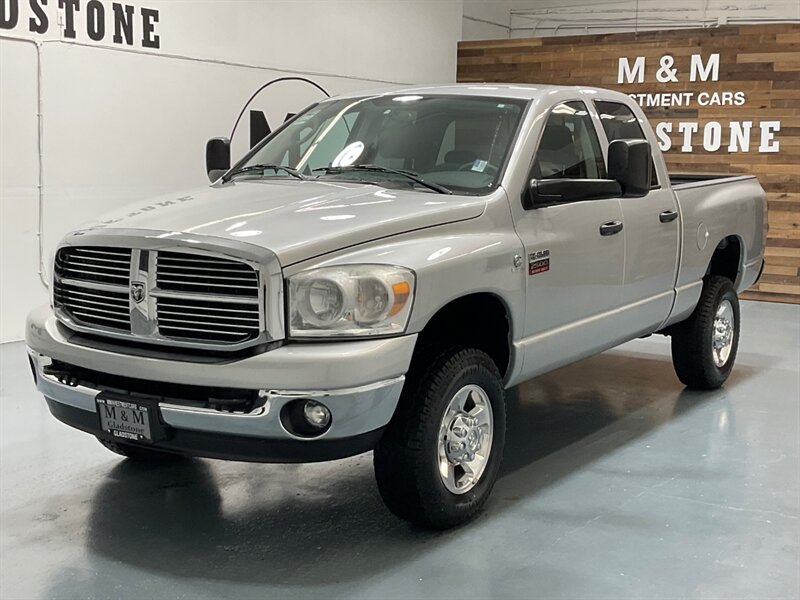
280;398;333;437
303;400;331;429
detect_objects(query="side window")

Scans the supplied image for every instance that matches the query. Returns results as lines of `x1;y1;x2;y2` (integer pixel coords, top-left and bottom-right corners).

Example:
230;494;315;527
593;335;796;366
595;100;659;188
532;101;606;180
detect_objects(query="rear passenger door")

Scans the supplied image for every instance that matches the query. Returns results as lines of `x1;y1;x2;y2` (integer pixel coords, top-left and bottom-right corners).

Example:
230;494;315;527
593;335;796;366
595;100;681;334
513;100;626;376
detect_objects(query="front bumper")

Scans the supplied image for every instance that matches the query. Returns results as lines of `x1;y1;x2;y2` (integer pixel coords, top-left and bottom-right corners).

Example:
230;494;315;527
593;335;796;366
26;306;416;462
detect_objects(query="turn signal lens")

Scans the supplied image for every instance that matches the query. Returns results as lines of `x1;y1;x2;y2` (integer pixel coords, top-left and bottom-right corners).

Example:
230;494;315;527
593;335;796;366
388;281;411;316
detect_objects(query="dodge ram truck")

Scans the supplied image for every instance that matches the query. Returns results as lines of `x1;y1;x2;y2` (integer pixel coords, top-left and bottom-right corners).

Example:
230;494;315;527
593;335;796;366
26;84;766;528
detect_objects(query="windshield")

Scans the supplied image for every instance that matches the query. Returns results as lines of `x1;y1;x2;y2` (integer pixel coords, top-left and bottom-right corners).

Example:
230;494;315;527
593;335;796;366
231;94;528;195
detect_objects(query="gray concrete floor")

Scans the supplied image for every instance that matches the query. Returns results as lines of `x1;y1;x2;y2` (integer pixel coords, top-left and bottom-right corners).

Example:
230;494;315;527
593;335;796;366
1;300;798;600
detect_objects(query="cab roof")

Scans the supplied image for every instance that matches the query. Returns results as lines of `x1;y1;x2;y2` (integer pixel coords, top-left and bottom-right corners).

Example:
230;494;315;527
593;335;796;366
328;83;631;103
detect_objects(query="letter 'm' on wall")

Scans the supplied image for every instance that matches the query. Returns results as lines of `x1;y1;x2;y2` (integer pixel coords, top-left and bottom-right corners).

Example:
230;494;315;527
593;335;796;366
690;53;720;82
617;56;645;84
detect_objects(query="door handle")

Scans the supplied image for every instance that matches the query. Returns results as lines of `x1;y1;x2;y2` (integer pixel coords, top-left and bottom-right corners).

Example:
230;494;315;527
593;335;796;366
659;210;679;223
599;220;623;236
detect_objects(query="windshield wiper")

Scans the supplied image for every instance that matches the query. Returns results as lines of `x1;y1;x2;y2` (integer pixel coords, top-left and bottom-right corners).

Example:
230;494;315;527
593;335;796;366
225;163;306;181
313;165;452;195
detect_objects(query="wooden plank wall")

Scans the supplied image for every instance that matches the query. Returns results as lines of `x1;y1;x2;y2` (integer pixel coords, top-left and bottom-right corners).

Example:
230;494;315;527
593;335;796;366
457;24;800;304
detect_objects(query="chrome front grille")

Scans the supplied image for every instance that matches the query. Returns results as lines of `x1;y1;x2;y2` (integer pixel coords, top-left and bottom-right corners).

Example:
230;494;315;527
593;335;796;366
55;246;132;286
156;252;259;297
53;244;266;349
155;297;261;343
54;247;133;332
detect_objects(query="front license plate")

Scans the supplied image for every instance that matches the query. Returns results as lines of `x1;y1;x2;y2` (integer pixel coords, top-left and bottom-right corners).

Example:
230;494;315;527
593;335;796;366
96;397;153;442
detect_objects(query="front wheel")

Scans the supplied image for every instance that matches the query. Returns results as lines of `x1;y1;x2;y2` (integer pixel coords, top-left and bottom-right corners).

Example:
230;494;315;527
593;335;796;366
373;347;506;529
671;275;740;390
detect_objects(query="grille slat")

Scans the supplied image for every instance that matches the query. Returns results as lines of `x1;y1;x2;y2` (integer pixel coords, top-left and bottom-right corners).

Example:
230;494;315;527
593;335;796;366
156;272;257;283
72;306;128;323
158;261;253;272
158;315;259;328
69;309;130;325
159;325;255;342
54;246;263;346
56;266;129;284
157;279;258;291
56;260;130;273
159;320;257;332
157;254;251;265
59;258;130;272
156;304;257;315
157;263;255;274
70;248;131;258
152;292;259;305
56;285;129;305
56;295;128;312
158;309;259;322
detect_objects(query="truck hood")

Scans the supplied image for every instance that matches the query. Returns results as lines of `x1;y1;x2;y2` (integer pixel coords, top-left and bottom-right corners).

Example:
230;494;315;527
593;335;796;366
87;179;486;265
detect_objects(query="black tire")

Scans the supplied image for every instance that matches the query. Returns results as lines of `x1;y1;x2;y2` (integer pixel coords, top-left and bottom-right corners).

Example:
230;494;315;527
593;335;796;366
671;275;740;390
373;347;506;529
97;437;184;462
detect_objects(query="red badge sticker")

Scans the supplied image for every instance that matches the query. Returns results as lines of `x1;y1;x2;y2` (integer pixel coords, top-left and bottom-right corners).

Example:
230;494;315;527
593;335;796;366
529;258;550;275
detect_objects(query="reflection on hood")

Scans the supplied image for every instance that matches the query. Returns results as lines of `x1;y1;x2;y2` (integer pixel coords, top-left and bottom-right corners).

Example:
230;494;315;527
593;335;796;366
85;179;487;265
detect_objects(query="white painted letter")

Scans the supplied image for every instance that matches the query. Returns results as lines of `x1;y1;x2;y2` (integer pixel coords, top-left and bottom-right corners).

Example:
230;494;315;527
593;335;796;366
678;122;699;152
728;121;752;152
656;122;673;151
759;121;781;153
618;56;645;84
703;122;722;151
690;53;720;82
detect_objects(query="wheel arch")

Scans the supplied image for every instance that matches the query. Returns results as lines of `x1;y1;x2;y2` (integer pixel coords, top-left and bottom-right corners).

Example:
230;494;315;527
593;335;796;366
706;234;745;287
412;292;513;378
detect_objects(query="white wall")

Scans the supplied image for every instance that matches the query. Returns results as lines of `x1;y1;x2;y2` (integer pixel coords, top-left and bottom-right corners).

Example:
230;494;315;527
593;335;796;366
509;0;800;37
0;0;463;342
0;39;42;343
462;0;512;40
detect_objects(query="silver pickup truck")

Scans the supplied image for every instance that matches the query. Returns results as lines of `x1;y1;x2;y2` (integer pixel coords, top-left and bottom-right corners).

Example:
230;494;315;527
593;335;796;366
26;84;766;528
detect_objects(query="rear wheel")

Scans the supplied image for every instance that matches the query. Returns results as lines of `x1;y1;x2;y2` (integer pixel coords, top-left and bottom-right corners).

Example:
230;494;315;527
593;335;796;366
373;347;506;529
97;437;183;462
671;275;740;390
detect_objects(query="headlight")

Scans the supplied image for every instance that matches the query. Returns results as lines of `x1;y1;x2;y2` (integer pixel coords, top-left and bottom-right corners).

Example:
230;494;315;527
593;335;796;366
288;265;415;338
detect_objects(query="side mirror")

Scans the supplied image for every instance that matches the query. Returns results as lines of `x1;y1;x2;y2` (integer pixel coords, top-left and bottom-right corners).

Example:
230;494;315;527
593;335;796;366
608;139;651;198
524;178;622;209
206;137;231;182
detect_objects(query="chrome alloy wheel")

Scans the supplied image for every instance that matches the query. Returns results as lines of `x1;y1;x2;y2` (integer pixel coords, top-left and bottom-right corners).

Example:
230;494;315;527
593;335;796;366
437;384;494;495
712;299;735;368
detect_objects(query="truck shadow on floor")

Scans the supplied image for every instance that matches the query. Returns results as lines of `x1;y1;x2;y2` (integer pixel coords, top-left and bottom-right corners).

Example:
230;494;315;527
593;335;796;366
51;349;755;591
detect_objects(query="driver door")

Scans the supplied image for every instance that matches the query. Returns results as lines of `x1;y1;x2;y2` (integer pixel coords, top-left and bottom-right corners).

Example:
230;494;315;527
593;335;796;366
513;100;627;376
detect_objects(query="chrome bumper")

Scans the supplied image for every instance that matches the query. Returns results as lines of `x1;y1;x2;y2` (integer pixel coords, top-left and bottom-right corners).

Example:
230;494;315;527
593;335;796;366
26;306;415;452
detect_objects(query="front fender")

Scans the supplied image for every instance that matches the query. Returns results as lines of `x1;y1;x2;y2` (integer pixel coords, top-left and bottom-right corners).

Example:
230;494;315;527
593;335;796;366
289;225;526;339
